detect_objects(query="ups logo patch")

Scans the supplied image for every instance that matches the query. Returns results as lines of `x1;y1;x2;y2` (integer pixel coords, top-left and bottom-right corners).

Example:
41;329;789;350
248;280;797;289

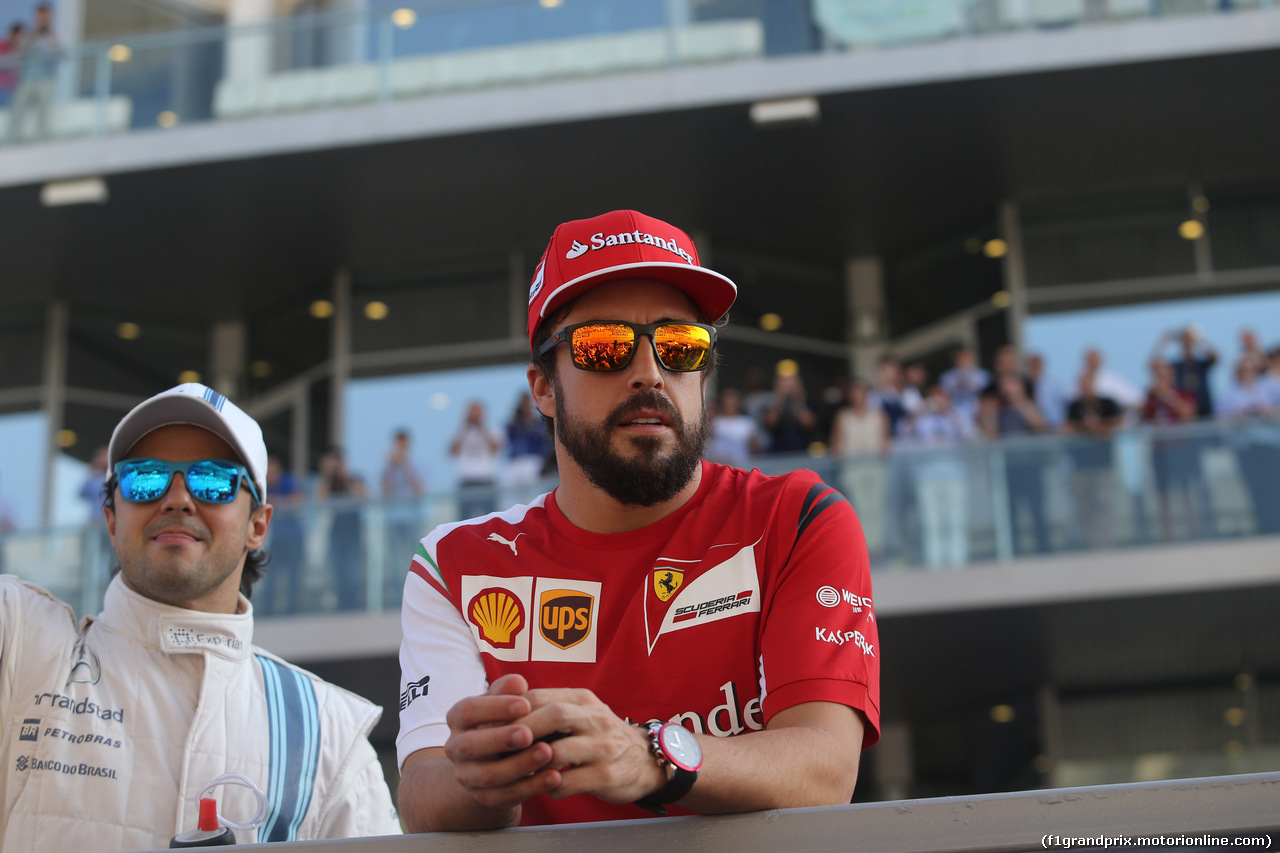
539;590;594;650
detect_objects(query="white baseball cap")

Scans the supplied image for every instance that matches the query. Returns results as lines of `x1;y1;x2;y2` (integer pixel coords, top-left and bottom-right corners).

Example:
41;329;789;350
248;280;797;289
107;383;269;502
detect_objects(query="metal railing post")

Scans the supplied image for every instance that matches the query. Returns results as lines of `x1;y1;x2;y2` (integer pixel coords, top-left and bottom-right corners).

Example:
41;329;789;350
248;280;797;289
93;46;112;137
365;502;385;612
377;16;393;103
988;443;1014;561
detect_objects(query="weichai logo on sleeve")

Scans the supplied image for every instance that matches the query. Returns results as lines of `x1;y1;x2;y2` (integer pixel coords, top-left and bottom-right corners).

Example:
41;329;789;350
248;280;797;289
538;590;594;650
468;587;526;649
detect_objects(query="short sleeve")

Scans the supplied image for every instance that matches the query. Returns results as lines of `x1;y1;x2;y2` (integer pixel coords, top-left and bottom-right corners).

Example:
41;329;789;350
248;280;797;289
395;569;489;769
758;480;880;747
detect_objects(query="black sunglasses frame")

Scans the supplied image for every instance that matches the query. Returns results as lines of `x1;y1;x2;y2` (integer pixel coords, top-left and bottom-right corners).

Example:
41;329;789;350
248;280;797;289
535;321;718;372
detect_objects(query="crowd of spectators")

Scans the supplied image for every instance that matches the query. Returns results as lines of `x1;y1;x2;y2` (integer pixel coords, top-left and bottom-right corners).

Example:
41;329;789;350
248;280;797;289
707;326;1280;566
19;327;1273;606
2;3;59;144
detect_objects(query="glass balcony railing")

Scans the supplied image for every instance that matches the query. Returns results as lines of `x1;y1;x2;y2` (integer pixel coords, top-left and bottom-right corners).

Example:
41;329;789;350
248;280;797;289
0;0;1272;148
2;415;1277;618
768;415;1280;568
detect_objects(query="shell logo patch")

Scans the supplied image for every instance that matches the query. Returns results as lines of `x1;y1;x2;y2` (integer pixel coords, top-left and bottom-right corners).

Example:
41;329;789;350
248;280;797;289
653;568;684;603
468;587;526;649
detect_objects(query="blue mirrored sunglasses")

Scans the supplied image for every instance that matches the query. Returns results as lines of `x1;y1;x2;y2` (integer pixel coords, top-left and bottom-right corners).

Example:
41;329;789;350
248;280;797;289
113;458;260;505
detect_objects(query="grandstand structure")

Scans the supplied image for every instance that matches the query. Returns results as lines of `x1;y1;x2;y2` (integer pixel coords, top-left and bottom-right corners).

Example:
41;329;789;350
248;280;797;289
1;0;1279;805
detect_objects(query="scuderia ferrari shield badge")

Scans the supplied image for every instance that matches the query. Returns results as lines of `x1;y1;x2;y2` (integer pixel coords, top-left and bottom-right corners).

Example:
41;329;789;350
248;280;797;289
653;568;684;603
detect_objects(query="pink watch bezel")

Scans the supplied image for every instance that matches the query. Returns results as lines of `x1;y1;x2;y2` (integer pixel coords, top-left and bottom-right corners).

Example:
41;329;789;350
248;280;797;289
656;722;703;773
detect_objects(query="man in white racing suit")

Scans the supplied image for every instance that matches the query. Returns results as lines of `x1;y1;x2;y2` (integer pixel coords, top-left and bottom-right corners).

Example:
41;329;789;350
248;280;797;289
0;384;400;850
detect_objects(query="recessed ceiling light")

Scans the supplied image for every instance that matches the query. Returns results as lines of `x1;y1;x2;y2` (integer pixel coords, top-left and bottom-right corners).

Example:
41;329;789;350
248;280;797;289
41;177;108;207
990;704;1016;723
749;96;819;127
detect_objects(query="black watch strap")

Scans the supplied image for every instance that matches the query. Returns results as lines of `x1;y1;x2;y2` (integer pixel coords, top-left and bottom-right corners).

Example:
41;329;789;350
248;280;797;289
635;766;698;815
634;723;700;815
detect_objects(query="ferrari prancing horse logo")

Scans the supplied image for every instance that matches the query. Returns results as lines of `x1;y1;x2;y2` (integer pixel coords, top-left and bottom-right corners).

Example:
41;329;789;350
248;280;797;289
653;568;684;603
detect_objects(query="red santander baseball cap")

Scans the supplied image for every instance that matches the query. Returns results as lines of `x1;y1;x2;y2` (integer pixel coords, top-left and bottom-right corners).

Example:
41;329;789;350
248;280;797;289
527;210;737;351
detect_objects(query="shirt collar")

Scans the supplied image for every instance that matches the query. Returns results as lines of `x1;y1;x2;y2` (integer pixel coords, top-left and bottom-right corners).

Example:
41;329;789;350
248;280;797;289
95;574;254;661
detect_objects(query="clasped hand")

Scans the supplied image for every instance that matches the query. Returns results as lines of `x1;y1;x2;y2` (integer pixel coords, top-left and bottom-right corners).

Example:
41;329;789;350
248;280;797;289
443;674;666;811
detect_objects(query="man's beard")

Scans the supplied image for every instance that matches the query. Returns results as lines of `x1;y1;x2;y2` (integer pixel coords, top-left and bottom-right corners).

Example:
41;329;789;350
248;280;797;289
554;385;708;507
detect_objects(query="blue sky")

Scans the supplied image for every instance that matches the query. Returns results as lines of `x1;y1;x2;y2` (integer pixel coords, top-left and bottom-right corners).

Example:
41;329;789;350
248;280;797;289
345;362;533;495
1024;290;1280;405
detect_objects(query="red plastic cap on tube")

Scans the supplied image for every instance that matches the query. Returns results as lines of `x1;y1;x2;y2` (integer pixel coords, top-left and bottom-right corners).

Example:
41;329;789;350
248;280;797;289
198;799;219;832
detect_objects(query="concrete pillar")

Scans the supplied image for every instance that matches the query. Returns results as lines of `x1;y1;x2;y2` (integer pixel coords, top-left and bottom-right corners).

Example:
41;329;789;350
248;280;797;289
330;268;352;448
1037;684;1063;786
509;249;527;345
690;228;711;264
998;201;1028;356
686;228;718;401
291;383;310;481
40;300;68;529
1188;182;1214;280
225;0;276;81
845;255;887;381
210;320;247;399
873;721;914;801
54;0;84;102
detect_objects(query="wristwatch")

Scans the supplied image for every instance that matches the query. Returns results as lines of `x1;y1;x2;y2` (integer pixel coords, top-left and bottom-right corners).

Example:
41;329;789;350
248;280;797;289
634;721;703;815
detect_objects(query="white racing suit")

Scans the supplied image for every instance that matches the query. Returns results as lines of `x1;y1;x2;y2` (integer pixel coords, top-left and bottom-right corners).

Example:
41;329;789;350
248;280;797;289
0;575;400;851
